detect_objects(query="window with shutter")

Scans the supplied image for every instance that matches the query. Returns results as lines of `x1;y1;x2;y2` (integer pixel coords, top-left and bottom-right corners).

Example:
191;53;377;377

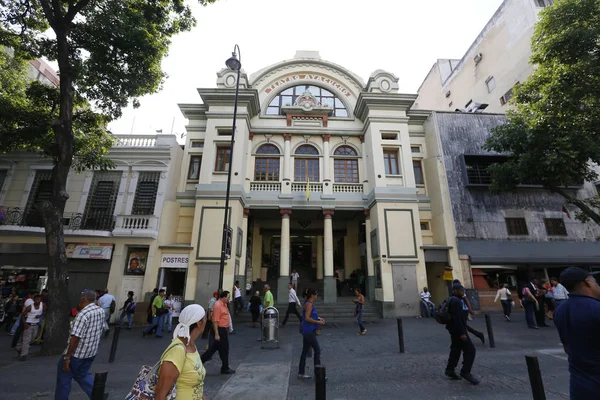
24;170;53;227
132;172;160;215
83;171;122;230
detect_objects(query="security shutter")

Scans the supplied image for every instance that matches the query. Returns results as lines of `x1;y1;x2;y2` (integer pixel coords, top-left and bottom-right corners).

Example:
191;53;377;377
131;172;160;215
24;170;53;227
83;171;122;230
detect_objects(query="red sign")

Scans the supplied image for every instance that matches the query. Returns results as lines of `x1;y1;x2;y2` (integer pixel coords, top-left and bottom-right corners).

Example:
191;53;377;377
264;74;352;97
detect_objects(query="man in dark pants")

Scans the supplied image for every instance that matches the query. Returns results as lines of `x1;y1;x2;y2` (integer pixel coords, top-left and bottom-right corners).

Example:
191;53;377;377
201;291;235;374
146;288;159;335
452;279;485;344
445;283;479;385
532;279;549;327
281;283;302;327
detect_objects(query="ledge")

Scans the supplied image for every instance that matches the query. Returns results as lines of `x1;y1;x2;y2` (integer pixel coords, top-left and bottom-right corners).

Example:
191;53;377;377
159;244;194;250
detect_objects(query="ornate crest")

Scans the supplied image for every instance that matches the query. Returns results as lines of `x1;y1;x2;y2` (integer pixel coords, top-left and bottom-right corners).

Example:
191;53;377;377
294;90;321;111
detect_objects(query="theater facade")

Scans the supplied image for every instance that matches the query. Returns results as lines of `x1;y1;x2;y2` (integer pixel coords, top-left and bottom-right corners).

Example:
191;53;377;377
161;51;465;317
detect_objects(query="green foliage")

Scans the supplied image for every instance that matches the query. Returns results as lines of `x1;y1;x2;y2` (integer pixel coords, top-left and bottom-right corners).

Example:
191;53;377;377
484;0;600;225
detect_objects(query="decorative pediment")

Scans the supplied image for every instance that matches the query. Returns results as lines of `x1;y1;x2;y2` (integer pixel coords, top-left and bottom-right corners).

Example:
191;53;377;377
281;89;333;116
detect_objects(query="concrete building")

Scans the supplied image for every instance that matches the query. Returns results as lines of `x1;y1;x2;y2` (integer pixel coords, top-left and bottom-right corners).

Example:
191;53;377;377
424;112;600;309
414;0;555;113
159;51;465;317
0;134;183;319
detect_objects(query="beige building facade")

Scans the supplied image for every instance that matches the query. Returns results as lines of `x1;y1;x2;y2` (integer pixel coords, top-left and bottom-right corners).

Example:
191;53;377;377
161;51;466;317
414;0;554;113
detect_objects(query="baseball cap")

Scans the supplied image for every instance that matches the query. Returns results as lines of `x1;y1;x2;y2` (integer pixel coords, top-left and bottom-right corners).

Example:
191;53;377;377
452;283;465;291
559;267;600;291
213;291;219;297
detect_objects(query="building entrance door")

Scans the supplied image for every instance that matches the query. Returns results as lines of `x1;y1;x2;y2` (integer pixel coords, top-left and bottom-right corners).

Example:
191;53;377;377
291;239;313;281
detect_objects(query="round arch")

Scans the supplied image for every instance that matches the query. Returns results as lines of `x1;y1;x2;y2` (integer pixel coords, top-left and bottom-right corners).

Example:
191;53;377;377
291;142;322;156
252;141;283;155
331;143;361;157
263;84;352;118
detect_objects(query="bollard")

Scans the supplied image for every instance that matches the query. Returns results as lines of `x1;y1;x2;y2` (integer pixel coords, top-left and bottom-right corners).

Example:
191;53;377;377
525;356;547;400
397;318;405;353
91;371;108;400
315;365;326;400
108;326;120;363
484;314;496;348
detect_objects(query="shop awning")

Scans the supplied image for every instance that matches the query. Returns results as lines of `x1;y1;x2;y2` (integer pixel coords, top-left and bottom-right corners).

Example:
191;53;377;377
458;240;600;265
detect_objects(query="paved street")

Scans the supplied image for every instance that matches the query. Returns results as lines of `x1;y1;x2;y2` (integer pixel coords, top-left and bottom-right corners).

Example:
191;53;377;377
0;312;570;399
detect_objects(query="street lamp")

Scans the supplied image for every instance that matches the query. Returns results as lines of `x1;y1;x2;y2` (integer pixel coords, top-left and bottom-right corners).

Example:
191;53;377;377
218;44;241;291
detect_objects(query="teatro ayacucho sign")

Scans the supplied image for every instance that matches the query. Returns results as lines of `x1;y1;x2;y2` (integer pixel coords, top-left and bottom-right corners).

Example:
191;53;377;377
263;73;353;98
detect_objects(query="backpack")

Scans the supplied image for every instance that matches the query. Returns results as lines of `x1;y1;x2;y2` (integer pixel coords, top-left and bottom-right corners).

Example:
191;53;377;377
127;301;136;314
434;297;452;325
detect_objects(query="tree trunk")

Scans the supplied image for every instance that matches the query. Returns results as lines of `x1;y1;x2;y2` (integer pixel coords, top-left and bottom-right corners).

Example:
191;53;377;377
553;187;600;226
41;26;75;356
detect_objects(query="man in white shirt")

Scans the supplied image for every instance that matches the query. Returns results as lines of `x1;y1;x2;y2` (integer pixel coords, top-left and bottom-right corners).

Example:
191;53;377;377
233;281;244;315
291;269;299;291
420;287;435;318
551;277;570;306
97;288;115;337
281;283;302;327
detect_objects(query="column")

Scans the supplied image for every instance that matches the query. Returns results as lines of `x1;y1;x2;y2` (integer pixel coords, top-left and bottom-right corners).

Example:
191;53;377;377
322;135;333;196
316;235;324;280
238;208;250;297
283;133;292;181
277;208;292;303
360;135;369;194
364;209;376;300
323;209;337;303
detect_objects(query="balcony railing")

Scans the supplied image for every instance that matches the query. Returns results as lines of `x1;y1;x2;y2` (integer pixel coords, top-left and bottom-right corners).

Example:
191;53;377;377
291;182;323;192
114;135;157;148
333;183;363;193
0;206;115;232
249;182;282;192
115;214;159;231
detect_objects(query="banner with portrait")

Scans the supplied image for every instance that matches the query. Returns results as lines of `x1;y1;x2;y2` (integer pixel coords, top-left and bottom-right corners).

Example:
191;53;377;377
125;247;149;275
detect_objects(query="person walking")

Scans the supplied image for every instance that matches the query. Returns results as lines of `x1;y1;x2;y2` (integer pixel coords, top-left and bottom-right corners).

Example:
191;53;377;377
263;284;274;308
444;283;479;385
281;283;302;327
119;291;135;329
202;291;219;342
291;268;299;291
553;267;600;399
155;304;208;400
520;281;539;329
146;288;159;334
55;290;105;400
550;276;569;307
16;294;45;361
2;294;19;333
452;279;485;344
249;291;262;328
164;294;174;333
420;287;435;318
97;288;116;337
353;288;367;335
494;284;513;321
529;278;549;327
298;288;325;380
143;289;166;338
233;281;243;315
201;291;235;374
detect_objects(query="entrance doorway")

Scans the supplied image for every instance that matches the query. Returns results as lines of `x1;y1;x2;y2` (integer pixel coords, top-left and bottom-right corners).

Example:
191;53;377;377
160;268;186;297
291;239;313;281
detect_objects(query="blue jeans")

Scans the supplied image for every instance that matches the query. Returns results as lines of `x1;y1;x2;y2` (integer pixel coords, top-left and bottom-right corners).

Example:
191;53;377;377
356;310;366;332
299;331;321;375
120;311;133;328
167;312;173;331
144;315;164;336
524;301;536;328
55;355;95;400
421;301;435;318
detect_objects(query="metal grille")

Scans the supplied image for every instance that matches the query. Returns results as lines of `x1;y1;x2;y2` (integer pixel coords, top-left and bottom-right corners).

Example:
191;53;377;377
544;218;567;236
24;170;53;227
83;171;121;230
465;156;495;185
132;172;160;215
505;218;528;236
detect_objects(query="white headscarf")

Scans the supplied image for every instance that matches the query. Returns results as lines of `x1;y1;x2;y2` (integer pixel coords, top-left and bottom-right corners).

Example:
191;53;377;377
172;304;206;340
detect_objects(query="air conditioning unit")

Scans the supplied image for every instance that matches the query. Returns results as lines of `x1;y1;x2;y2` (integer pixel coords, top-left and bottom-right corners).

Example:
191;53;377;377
465;102;489;113
474;53;483;65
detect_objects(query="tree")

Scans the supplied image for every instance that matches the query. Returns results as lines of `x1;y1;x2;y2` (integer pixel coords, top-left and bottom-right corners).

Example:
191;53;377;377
484;0;600;225
0;0;211;354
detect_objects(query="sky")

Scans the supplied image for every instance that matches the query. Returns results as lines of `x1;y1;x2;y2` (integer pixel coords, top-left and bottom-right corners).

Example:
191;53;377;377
107;0;505;138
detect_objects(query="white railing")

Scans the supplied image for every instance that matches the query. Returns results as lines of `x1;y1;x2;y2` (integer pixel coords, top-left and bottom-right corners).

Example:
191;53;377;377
333;183;363;193
291;182;323;192
249;182;281;192
114;135;157;148
115;215;159;231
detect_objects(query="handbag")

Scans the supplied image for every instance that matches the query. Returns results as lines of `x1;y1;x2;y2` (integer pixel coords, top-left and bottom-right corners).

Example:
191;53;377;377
125;342;185;400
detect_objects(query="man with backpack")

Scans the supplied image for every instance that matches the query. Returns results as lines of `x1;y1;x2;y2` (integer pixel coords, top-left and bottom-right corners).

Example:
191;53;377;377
444;283;480;385
119;291;135;329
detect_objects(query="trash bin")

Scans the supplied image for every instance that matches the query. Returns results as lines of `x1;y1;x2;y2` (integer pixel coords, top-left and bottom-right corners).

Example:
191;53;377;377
261;306;279;349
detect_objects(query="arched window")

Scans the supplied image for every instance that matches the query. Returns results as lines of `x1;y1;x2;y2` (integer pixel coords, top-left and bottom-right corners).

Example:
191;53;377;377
294;145;319;182
266;85;349;117
254;144;280;181
333;146;359;183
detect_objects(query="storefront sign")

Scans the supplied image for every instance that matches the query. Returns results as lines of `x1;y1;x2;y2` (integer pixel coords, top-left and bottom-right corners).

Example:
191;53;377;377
171;295;183;318
66;243;113;260
161;254;190;269
264;74;352;97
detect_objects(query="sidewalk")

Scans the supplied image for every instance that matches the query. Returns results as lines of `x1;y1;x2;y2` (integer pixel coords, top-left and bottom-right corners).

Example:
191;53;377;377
0;312;570;399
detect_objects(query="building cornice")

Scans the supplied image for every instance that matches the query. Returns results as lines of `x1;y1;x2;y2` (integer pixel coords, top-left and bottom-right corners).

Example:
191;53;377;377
354;92;418;121
197;88;261;118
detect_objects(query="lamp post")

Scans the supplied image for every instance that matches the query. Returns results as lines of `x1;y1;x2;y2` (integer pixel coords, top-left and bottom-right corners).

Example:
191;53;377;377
218;44;242;291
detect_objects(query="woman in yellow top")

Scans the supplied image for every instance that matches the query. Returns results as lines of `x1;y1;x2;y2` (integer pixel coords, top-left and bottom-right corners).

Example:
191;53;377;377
155;304;207;400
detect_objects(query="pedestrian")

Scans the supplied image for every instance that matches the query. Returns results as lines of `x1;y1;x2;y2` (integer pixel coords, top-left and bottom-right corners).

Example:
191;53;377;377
452;280;485;344
444;283;479;385
542;278;556;320
201;291;235;374
334;268;344;297
54;290;104;400
143;289;166;338
494;284;513;321
420;287;435;318
353;288;367;335
119;291;135;329
16;294;45;361
2;294;19;332
202;291;219;341
97;288;116;337
298;288;325;380
263;284;274;308
520;281;539;329
154;304;208;400
147;288;159;335
553;267;600;399
164;294;174;333
249;290;262;328
281;283;302;327
550;276;569;307
11;293;33;347
291;268;299;291
532;278;549;327
233;281;243;315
